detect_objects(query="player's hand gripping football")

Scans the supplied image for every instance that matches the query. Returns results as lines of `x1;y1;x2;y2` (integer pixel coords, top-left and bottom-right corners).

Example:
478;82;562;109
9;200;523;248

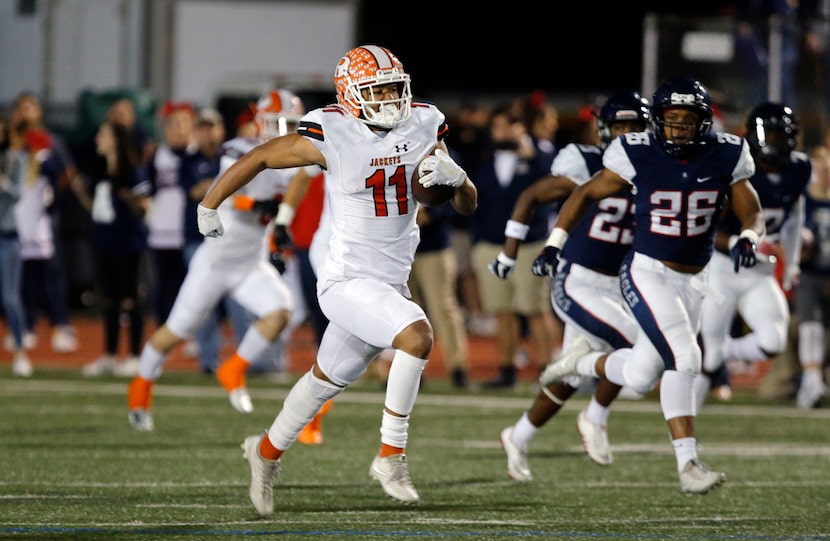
531;246;561;278
488;251;516;280
197;204;223;237
418;149;466;188
730;235;757;273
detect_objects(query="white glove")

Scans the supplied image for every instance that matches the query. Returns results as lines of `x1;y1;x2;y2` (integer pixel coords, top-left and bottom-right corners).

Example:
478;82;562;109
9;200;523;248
419;149;466;188
197;203;224;237
488;251;516;279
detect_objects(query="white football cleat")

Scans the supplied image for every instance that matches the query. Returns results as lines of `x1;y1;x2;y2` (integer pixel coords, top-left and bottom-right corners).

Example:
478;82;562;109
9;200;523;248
576;410;612;466
679;459;725;494
500;427;532;482
242;433;280;516
128;409;154;432
369;454;420;504
229;388;254;413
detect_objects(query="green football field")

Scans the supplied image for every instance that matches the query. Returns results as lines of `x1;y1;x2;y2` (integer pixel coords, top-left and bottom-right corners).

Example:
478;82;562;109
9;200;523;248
1;368;828;540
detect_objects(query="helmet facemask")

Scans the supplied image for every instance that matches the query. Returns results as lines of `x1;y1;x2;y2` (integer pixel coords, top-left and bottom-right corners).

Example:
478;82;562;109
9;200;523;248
650;77;714;159
651;106;713;159
344;75;411;129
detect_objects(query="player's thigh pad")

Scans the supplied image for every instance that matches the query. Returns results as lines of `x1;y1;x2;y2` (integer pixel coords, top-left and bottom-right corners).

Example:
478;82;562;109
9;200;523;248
165;255;233;339
737;273;790;354
316;322;384;386
233;260;294;318
554;263;638;349
623;337;664;394
319;278;426;348
628;253;703;376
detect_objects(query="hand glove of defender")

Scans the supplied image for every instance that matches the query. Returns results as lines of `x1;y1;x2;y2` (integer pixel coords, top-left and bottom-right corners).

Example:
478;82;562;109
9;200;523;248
531;246;560;278
252;199;280;217
270;250;288;275
272;224;293;252
197;204;223;237
418;149;466;188
730;237;757;273
269;224;293;275
488;251;516;280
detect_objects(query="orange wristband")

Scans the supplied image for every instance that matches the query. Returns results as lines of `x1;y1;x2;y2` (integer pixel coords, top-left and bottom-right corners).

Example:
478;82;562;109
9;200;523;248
233;195;254;211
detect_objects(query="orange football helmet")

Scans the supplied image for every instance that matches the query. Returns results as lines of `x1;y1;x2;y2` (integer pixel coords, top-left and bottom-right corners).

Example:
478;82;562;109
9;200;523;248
334;45;411;129
254;89;305;141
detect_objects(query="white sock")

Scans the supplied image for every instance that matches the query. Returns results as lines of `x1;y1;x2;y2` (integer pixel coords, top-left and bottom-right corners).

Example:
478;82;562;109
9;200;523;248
138;343;165;380
672;436;697;472
798;322;824;368
510;412;537;448
575;352;603;378
584;397;609;427
236;326;272;364
380;410;410;450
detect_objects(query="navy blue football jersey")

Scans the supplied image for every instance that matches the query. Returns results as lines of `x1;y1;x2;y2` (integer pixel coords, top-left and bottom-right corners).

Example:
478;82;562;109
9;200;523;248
557;143;635;275
603;132;755;267
718;150;810;241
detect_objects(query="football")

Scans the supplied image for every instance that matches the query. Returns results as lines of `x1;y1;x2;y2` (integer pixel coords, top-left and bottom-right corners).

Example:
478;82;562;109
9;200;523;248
411;158;454;207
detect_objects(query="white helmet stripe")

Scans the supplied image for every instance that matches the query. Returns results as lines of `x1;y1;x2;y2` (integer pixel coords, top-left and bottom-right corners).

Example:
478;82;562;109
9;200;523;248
362;45;394;69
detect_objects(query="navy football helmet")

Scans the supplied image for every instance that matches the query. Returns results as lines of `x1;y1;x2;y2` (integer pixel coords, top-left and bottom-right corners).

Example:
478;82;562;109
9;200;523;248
650;76;714;158
596;91;650;148
745;101;798;166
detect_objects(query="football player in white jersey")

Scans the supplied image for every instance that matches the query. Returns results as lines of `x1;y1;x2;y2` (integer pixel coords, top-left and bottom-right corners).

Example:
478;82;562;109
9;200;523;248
536;77;765;494
198;45;477;514
695;102;810;410
127;89;315;431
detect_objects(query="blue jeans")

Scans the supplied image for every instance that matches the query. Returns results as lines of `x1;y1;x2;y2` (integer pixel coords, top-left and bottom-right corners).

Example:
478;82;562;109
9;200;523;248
0;235;28;348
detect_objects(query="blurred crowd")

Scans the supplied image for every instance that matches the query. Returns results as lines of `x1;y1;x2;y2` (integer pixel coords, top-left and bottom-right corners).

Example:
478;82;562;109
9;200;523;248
0;86;828;408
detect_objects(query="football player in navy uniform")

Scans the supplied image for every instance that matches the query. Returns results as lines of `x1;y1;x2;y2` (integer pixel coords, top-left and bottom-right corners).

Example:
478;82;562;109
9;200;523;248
696;102;810;410
537;76;765;494
489;91;649;480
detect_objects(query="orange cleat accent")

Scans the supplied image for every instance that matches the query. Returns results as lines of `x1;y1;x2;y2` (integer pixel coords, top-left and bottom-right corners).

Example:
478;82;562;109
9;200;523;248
128;376;154;410
216;354;250;392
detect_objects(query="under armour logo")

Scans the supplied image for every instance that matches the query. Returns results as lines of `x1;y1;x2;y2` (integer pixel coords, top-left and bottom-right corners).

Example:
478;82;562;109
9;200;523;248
395;143;409;153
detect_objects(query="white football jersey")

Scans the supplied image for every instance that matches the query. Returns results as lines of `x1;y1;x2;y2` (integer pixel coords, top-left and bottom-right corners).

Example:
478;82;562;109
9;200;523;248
298;103;445;290
202;136;295;264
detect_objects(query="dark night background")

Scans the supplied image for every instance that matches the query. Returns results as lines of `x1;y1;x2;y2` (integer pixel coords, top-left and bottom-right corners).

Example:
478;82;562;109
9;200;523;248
356;1;732;100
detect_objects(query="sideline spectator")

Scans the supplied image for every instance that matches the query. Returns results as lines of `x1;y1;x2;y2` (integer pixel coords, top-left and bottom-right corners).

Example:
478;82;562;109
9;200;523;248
0;113;32;377
77;120;150;377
